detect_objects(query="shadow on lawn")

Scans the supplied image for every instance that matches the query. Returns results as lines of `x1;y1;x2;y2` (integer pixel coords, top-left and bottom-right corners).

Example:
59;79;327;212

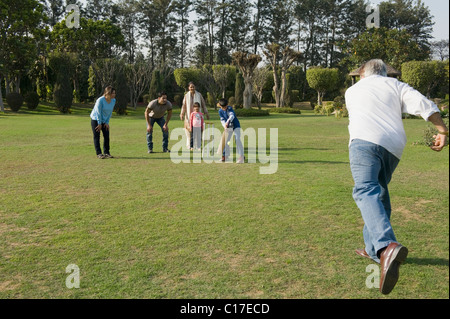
404;257;449;267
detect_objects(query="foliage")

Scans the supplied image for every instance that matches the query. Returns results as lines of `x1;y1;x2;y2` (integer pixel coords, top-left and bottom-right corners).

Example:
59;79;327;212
234;72;244;108
232;52;262;109
339;28;429;71
306;67;339;106
401;60;449;98
114;66;130;115
5;92;24;112
51;53;73;113
234;108;269;117
268;107;301;114
24;92;40;110
419;118;449;147
173;68;201;92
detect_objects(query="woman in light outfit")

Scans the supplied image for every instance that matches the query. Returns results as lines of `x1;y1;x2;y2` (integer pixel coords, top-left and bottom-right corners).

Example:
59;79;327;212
180;82;210;148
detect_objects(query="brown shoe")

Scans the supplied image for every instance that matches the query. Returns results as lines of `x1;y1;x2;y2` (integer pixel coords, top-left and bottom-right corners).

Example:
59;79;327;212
379;243;408;295
355;248;371;260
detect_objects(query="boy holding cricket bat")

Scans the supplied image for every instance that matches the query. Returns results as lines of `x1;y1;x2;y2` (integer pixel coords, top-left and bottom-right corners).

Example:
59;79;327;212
218;98;244;163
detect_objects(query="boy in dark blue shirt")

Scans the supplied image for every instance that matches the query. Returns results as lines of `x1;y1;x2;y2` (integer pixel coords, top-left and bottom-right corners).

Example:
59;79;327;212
218;99;244;163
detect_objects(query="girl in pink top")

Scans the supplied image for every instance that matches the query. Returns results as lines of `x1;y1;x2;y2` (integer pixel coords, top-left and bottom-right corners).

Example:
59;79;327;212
189;102;204;150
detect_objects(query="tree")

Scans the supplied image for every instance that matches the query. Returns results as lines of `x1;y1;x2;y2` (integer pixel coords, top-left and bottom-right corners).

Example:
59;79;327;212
115;0;140;63
401;61;448;98
126;60;154;109
264;43;302;107
339;27;429;71
194;0;218;65
173;0;193;68
431;40;449;61
42;0;64;26
252;0;272;54
212;65;236;98
267;0;294;47
0;0;46;109
252;66;271;109
306;67;339;106
379;0;434;50
174;68;201;92
232;51;262;109
50;52;74;113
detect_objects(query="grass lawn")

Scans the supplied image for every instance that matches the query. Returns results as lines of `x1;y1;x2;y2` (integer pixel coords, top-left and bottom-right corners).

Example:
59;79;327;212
0;102;448;299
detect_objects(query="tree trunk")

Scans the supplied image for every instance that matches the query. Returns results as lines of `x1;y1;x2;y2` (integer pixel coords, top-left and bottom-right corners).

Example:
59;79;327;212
0;76;4;112
280;69;287;108
243;77;252;109
317;91;323;106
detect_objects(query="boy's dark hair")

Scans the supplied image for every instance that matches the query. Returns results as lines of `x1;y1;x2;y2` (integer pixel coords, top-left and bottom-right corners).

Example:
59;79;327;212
218;98;228;107
193;102;200;108
158;91;167;98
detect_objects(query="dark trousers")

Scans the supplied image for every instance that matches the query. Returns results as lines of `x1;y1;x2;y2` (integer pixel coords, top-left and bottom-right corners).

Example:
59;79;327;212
91;119;110;155
146;117;169;151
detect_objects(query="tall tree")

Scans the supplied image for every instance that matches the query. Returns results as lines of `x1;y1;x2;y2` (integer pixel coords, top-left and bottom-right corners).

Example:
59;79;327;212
232;51;262;109
379;0;434;50
115;0;140;63
42;0;64;26
267;0;294;47
194;0;218;65
0;0;46;108
251;0;272;54
264;44;302;108
172;0;193;68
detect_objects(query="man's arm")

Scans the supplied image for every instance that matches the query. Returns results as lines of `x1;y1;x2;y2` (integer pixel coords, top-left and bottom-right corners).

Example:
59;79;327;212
163;109;172;131
145;107;152;132
428;112;448;152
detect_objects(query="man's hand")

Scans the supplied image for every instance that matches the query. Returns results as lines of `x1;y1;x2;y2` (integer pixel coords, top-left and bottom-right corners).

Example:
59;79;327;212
95;124;102;132
104;124;110;131
206;113;210;120
431;133;448;152
163;123;169;132
147;125;152;133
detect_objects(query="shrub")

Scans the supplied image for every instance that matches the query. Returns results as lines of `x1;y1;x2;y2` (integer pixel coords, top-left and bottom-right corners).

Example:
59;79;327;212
269;107;301;114
235;108;269;117
419;118;449;146
53;63;73;113
173;94;182;107
6;92;24;112
228;97;236;107
323;102;335;116
24;92;40;110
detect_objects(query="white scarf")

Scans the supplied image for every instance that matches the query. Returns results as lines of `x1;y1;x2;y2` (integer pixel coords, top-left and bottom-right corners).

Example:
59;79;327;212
185;91;202;121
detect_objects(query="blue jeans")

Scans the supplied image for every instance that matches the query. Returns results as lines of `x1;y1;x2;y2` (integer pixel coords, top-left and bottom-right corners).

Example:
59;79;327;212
349;139;400;263
146;117;169;151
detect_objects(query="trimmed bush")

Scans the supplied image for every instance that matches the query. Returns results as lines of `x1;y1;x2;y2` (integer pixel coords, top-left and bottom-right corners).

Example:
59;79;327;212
269;107;301;114
235;108;269;117
24;92;40;110
6;92;24;112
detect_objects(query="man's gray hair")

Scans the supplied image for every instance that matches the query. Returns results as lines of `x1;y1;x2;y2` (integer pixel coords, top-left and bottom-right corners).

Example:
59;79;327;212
360;59;387;77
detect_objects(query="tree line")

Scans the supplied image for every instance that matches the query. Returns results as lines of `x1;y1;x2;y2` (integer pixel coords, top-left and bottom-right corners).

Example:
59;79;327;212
0;0;448;112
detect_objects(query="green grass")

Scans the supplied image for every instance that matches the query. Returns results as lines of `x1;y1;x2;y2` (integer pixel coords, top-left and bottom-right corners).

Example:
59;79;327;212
0;103;448;299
